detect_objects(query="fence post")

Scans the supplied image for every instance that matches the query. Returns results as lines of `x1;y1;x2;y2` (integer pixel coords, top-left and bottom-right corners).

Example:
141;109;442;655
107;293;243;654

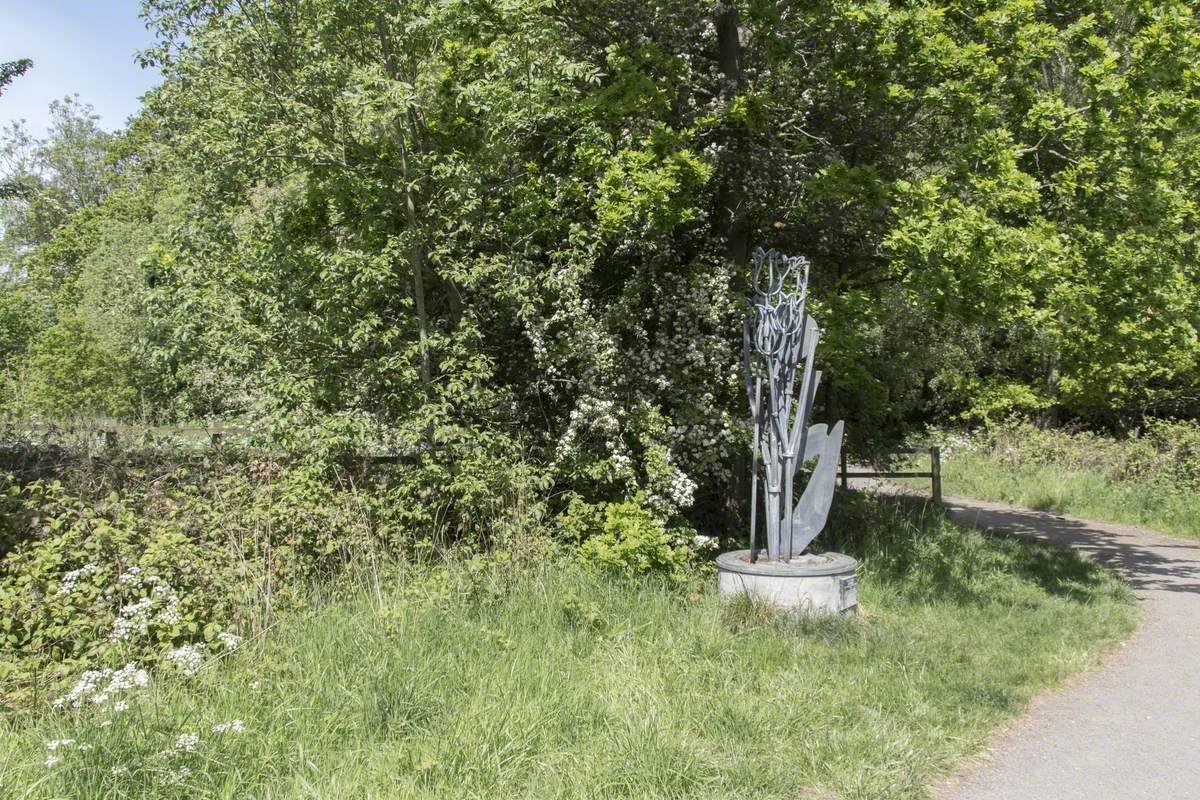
840;447;848;490
930;445;942;504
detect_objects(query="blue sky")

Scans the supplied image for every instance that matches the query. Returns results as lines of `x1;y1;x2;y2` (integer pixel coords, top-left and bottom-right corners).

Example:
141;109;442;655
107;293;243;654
1;1;161;136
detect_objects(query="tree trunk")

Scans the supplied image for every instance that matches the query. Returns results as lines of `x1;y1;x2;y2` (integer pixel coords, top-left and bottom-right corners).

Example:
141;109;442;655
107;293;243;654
378;15;435;447
397;137;433;395
716;5;752;535
714;4;750;267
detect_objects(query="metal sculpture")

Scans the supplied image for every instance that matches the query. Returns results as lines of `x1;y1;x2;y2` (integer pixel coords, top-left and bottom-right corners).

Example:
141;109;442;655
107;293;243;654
744;248;844;562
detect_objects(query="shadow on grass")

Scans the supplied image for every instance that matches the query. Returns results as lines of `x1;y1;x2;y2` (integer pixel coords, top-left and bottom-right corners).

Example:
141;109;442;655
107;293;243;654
809;490;1132;607
938;495;1200;597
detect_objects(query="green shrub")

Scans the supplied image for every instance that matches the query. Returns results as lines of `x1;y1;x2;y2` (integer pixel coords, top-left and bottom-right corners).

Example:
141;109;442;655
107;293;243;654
571;495;694;580
0;432;564;708
0;475;244;708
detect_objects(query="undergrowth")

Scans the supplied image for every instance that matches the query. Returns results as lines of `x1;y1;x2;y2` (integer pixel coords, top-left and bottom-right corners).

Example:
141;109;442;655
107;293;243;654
1;491;1135;800
925;420;1200;538
0;434;552;709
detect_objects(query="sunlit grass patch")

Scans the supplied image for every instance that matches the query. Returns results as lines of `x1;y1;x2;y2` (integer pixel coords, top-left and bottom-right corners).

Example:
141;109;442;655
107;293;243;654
937;454;1200;539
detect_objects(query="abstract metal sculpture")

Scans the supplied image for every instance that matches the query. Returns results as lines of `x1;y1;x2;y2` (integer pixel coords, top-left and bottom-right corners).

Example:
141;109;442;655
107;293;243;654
744;248;844;562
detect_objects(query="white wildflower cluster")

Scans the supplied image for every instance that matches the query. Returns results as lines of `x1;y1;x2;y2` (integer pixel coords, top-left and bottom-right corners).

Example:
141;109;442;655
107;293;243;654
153;582;182;625
939;430;980;458
108;568;182;642
110;597;153;642
166;642;207;676
174;733;199;752
166;630;241;676
55;564;100;598
117;566;143;586
53;662;149;709
216;631;242;651
45;738;92;757
211;719;245;734
691;534;719;551
46;738;77;762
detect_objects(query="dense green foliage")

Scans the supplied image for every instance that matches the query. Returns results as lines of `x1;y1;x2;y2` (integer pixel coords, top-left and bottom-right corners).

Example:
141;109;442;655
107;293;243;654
569;494;700;580
1;493;1133;799
0;432;565;707
0;12;1170;793
926;418;1200;537
2;0;1199;536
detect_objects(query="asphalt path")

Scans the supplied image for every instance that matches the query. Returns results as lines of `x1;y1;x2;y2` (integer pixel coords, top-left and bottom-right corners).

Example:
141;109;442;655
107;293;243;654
913;494;1200;800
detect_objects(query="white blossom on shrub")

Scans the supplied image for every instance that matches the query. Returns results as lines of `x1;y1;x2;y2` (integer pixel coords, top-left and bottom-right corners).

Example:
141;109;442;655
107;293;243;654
55;564;99;598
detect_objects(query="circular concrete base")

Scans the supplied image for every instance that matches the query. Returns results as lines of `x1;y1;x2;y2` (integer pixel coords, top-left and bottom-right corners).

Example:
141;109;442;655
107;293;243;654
716;550;859;616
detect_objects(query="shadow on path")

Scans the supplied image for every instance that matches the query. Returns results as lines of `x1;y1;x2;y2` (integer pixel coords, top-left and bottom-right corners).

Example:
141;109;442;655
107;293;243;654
850;482;1200;800
942;497;1200;596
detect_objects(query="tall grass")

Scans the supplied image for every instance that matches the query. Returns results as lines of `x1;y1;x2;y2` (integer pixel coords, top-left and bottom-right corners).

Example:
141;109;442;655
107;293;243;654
940;454;1200;538
927;421;1200;539
1;494;1134;800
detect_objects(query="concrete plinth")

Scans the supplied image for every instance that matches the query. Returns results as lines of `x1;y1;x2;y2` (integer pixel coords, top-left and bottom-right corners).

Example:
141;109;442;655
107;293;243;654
716;550;858;616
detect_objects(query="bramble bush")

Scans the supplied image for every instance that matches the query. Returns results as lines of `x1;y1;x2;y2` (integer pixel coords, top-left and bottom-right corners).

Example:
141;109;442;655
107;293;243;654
0;431;718;708
0;432;560;708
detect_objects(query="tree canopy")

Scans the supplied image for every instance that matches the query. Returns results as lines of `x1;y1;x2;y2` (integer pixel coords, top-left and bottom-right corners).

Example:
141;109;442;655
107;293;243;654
1;0;1198;525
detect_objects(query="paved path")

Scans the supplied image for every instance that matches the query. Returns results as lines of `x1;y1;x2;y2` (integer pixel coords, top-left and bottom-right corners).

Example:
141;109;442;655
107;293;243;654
904;494;1200;799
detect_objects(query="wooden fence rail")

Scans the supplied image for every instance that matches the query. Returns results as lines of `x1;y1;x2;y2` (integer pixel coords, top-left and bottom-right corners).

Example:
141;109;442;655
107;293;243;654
839;445;942;504
9;423;944;501
6;423;252;451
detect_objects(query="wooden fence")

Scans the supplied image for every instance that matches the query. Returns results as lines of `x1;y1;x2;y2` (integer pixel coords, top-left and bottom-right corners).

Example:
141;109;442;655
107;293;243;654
839;445;942;504
9;422;945;501
6;423;250;450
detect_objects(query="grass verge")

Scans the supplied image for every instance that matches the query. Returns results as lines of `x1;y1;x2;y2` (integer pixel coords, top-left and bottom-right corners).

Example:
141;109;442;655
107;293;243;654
933;453;1200;540
1;493;1135;800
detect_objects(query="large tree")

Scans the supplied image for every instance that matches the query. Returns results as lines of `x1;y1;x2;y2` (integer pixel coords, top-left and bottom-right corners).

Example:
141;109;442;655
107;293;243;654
12;0;1195;523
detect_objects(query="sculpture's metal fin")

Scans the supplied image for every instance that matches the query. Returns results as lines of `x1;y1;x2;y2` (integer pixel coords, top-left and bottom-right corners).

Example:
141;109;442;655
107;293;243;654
791;368;821;459
787;319;819;453
786;420;845;555
798;423;828;464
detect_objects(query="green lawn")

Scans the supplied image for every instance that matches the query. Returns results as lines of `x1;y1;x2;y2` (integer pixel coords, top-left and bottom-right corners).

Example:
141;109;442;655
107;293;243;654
933;453;1200;540
1;494;1134;800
